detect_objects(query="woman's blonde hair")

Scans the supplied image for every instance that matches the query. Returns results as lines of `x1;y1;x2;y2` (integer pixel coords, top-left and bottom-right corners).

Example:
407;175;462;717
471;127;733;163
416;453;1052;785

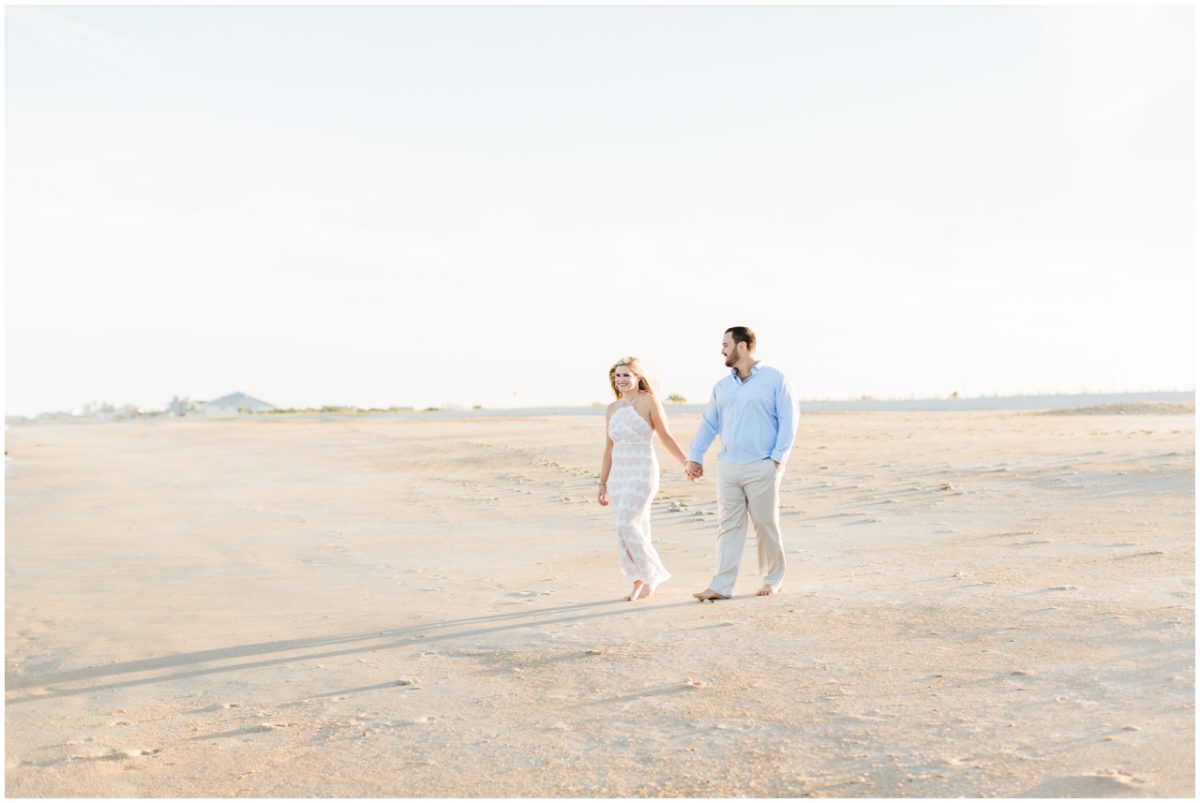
608;357;653;400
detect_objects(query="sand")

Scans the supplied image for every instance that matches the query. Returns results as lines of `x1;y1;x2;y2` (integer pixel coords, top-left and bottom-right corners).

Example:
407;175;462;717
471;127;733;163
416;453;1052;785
4;408;1194;797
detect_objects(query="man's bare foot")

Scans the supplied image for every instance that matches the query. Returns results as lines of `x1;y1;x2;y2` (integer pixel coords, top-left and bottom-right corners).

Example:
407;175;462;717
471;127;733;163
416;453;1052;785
623;581;644;601
755;584;781;596
693;588;730;602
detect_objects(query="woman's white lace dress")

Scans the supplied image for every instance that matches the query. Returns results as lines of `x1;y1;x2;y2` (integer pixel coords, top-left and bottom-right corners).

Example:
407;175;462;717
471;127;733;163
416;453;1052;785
607;405;671;590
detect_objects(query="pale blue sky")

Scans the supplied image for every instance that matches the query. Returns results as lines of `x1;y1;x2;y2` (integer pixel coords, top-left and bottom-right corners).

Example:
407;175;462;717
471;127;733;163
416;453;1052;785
5;5;1195;415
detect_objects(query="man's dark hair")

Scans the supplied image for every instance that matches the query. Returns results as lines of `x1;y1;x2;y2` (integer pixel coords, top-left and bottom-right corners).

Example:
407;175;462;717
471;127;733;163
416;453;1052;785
726;326;756;352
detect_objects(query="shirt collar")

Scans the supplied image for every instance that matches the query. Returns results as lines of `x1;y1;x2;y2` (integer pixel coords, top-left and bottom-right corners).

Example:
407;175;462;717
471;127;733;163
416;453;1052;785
730;361;764;381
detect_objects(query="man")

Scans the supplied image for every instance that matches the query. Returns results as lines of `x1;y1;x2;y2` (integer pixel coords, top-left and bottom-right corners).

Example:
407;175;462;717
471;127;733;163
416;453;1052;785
685;326;798;601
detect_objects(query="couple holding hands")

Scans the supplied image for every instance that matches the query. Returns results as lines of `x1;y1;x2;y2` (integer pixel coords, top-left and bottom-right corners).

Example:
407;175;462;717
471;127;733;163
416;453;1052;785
598;326;798;602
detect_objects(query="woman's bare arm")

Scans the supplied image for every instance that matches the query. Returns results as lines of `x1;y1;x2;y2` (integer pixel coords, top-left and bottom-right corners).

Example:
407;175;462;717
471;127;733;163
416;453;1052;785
647;395;688;467
598;409;614;505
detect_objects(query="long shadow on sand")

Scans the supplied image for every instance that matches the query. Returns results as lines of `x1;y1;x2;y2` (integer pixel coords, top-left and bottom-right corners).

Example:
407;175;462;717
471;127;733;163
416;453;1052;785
6;597;703;705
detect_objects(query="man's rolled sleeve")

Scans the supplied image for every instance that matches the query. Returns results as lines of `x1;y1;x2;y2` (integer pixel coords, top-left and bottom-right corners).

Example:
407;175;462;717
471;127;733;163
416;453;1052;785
687;391;721;464
770;377;798;464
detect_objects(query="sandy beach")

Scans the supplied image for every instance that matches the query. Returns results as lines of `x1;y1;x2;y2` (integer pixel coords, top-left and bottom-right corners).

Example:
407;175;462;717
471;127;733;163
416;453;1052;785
4;407;1194;797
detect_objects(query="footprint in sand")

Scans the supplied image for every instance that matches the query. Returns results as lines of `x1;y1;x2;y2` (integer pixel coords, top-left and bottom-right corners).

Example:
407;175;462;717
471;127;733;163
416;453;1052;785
118;748;161;758
71;747;161;761
1022;771;1144;796
944;755;976;767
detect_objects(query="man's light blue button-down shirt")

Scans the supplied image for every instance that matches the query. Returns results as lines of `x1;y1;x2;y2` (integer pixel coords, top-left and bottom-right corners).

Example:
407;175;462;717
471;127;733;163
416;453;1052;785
687;362;798;466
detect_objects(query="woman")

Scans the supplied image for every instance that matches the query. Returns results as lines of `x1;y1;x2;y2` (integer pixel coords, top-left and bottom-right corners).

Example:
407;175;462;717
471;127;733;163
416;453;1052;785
598;357;689;601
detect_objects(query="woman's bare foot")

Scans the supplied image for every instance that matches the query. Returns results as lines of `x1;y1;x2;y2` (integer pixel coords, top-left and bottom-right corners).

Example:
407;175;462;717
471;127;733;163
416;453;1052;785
623;580;644;601
635;583;656;601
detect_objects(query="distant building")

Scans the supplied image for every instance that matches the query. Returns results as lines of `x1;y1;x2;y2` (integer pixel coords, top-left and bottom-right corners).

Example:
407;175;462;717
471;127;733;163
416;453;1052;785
167;396;197;417
112;404;140;420
194;391;276;417
76;401;141;421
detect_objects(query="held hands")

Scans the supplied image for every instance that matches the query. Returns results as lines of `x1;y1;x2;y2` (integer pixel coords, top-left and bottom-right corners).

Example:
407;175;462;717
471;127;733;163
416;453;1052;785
684;461;703;481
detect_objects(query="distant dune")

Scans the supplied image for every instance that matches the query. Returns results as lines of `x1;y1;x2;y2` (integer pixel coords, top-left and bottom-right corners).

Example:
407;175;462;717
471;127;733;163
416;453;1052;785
1038;402;1195;416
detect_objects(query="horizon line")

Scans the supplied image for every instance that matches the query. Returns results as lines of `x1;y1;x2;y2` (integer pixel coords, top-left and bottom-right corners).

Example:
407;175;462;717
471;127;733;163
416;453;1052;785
6;388;1196;420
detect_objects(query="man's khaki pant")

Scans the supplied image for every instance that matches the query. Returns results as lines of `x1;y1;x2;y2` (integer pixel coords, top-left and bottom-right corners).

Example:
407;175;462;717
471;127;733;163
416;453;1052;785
710;458;786;597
